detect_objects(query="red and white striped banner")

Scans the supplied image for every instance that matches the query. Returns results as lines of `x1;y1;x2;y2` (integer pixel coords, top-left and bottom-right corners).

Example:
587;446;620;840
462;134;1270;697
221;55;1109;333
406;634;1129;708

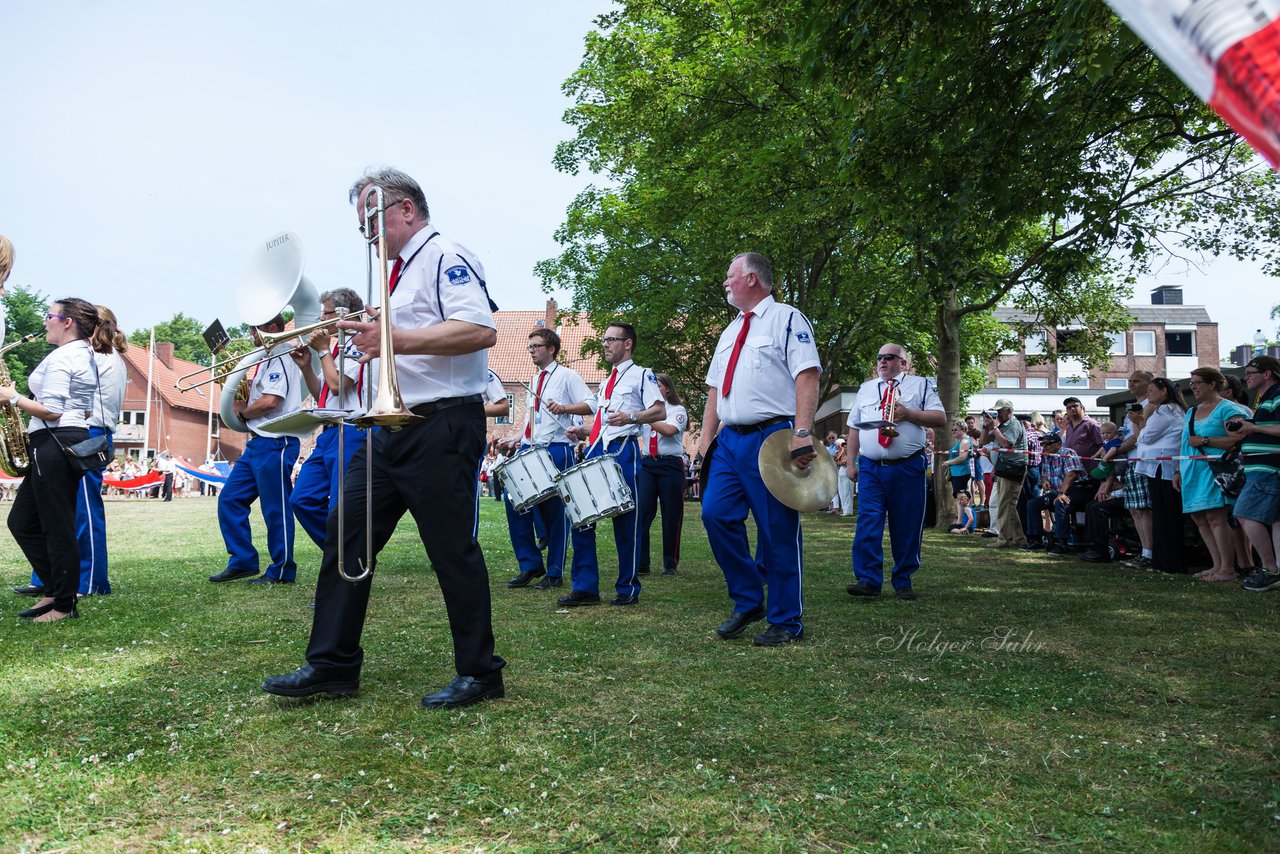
1106;0;1280;167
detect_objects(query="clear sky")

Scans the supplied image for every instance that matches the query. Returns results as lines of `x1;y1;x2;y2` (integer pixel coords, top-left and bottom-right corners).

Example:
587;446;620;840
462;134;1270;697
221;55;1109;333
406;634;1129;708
2;1;1275;359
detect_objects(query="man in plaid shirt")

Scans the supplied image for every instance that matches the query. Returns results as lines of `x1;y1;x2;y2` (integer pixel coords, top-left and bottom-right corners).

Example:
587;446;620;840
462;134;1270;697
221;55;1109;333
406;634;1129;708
1019;432;1085;556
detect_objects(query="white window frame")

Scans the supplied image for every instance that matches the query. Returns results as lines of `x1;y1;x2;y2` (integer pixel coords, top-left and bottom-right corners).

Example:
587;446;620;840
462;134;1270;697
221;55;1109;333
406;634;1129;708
1025;331;1046;355
1165;330;1196;357
1025;377;1049;389
1133;330;1156;356
995;377;1020;388
1104;378;1129;389
1107;333;1126;356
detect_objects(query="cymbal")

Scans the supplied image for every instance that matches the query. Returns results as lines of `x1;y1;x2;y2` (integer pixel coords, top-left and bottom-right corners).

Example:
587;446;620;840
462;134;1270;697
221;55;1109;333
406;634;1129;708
758;430;839;512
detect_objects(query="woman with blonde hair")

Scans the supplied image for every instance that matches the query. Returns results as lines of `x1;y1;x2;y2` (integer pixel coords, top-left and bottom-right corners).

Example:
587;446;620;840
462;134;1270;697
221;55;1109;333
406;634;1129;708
19;306;128;597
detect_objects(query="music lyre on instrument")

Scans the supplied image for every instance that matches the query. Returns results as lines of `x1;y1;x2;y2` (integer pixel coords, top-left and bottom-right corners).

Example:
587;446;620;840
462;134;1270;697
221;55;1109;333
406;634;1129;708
337;186;422;583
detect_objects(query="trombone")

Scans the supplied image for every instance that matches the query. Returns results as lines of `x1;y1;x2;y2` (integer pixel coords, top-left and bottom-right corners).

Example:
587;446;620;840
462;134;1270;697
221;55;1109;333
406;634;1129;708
173;312;365;392
337;185;422;583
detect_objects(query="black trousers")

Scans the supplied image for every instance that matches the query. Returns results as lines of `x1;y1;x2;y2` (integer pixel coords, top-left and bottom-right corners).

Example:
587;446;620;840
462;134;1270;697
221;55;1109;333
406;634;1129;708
8;427;89;611
636;456;685;571
1147;470;1187;573
304;403;503;680
1085;495;1126;551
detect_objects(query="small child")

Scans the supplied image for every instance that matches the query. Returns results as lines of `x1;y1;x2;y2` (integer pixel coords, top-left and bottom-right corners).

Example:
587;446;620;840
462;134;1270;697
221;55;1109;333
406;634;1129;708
948;491;978;534
1093;420;1123;478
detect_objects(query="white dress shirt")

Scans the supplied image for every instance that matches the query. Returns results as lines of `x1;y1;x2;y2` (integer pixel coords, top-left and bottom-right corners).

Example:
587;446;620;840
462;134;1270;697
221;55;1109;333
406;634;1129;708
848;372;944;461
246;352;304;437
523;362;593;445
90;350;127;431
641;403;687;457
590;359;663;444
705;295;821;425
28;339;95;432
372;227;496;407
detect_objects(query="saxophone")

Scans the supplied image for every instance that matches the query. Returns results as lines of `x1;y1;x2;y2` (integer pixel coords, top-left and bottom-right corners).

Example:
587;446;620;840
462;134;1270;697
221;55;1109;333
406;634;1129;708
0;333;42;477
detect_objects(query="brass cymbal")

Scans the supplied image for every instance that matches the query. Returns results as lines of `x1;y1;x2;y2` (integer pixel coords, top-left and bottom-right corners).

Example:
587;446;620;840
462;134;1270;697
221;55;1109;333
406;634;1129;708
757;430;839;512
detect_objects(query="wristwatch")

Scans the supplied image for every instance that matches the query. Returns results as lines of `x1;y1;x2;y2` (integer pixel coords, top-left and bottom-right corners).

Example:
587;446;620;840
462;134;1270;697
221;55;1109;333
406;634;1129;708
793;428;811;438
8;394;18;407
629;412;638;424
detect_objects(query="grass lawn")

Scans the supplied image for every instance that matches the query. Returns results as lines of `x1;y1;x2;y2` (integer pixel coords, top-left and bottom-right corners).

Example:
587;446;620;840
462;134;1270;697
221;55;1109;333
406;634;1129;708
0;496;1276;852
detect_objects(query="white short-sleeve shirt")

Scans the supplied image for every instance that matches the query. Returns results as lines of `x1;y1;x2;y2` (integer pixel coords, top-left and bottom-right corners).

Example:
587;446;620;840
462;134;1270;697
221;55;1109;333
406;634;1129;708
641;403;687;457
246;353;304;437
705;296;821;425
848;372;944;461
591;359;663;444
524;363;594;445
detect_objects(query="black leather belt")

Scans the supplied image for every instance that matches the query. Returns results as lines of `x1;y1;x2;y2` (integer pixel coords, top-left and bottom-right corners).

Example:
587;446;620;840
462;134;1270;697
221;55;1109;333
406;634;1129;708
410;394;483;418
860;449;924;466
726;416;791;434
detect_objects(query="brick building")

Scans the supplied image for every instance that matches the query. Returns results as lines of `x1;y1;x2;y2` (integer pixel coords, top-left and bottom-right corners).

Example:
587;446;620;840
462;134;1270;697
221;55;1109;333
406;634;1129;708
485;300;609;445
117;342;247;464
972;285;1219;416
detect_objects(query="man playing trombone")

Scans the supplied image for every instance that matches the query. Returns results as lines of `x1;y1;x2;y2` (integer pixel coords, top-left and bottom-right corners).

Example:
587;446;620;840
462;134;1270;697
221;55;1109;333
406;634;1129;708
208;315;304;585
288;287;366;550
263;167;506;710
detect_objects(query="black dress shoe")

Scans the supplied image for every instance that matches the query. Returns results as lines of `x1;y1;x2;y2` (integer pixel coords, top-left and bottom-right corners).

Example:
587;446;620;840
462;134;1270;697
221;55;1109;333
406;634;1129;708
19;601;57;619
661;567;678;576
261;664;358;698
894;587;918;601
846;581;882;598
636;566;651;575
245;576;295;585
1078;549;1112;563
421;673;505;709
716;606;765;639
556;590;602;607
507;568;546;588
610;594;638;606
13;585;45;597
532;575;563;590
753;624;800;646
209;568;260;583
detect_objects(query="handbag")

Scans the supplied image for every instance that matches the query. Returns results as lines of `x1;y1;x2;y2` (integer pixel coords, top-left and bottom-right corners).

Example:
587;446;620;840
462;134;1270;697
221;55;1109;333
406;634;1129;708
50;344;111;473
1189;413;1246;499
993;450;1028;481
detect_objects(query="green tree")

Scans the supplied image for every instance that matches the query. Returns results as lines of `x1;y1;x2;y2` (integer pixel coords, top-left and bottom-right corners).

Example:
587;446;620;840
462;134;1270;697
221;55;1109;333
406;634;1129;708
130;312;216;365
2;285;52;394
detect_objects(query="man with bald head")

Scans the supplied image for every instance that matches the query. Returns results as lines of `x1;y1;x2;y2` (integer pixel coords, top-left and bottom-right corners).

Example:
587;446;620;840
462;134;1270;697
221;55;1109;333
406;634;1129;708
846;344;946;600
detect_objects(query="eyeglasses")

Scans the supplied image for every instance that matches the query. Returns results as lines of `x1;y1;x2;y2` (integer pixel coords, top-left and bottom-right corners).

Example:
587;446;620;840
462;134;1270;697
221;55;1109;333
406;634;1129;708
1244;368;1261;376
357;199;404;235
44;313;68;321
876;353;900;361
601;337;625;344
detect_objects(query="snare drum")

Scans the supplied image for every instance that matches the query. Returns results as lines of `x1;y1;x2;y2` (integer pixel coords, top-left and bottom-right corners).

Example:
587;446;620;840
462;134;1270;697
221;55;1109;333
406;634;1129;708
556;455;635;529
494;447;560;513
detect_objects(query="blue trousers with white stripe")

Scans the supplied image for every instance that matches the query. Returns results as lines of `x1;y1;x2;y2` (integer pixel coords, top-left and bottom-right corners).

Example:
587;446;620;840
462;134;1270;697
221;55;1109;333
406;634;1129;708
290;424;363;549
851;453;927;591
569;438;642;599
33;427;113;595
701;422;804;636
218;434;299;581
504;442;573;578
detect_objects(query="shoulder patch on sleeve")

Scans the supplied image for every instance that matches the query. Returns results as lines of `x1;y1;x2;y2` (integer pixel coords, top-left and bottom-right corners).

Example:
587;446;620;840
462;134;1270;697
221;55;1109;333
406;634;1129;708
444;265;472;286
267;372;282;383
796;331;811;344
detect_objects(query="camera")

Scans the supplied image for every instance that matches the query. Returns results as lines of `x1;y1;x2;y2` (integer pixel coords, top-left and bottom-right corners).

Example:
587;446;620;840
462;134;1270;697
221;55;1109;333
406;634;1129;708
984;410;998;420
1126;403;1143;412
1226;418;1253;432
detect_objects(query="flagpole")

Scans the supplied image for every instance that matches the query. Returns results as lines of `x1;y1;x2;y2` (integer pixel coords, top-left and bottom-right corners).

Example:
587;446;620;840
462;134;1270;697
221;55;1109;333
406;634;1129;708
143;328;155;460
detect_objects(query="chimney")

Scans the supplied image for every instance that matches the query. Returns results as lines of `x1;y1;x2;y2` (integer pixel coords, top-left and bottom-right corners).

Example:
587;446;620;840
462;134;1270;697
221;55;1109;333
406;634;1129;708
156;341;175;369
1232;345;1252;366
545;298;558;331
1150;285;1183;305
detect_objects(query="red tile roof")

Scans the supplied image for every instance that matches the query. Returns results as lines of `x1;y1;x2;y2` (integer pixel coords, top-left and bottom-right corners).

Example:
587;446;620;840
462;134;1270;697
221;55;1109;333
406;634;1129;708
122;346;231;414
489;309;607;386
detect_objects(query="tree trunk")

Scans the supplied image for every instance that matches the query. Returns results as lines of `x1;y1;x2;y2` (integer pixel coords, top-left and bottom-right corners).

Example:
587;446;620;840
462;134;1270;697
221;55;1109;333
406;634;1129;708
932;288;964;530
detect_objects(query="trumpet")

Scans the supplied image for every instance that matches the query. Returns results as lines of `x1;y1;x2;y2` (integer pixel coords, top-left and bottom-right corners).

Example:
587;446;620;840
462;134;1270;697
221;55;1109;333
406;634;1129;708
174;311;365;393
879;381;901;439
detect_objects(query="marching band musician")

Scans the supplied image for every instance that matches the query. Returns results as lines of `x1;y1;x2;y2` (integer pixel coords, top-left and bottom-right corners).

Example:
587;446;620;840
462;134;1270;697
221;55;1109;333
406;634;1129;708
697;253;820;646
21;305;128;598
288;287;366;550
846;343;946;601
207;315;304;585
263;167;507;710
499;327;594;591
558;322;665;608
0;233;12;340
483;368;509;419
636;373;688;576
2;298;108;622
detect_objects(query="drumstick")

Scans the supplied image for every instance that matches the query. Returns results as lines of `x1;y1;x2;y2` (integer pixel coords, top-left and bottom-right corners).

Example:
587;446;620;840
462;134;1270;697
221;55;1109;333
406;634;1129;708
517;379;578;437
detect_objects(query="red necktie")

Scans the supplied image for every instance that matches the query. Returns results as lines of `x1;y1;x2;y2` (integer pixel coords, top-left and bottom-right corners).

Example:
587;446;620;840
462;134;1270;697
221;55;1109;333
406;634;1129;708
878;379;897;448
525;369;547;440
588;368;619;445
388;257;404;294
721;313;752;398
317;342;338;407
649;427;660;457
